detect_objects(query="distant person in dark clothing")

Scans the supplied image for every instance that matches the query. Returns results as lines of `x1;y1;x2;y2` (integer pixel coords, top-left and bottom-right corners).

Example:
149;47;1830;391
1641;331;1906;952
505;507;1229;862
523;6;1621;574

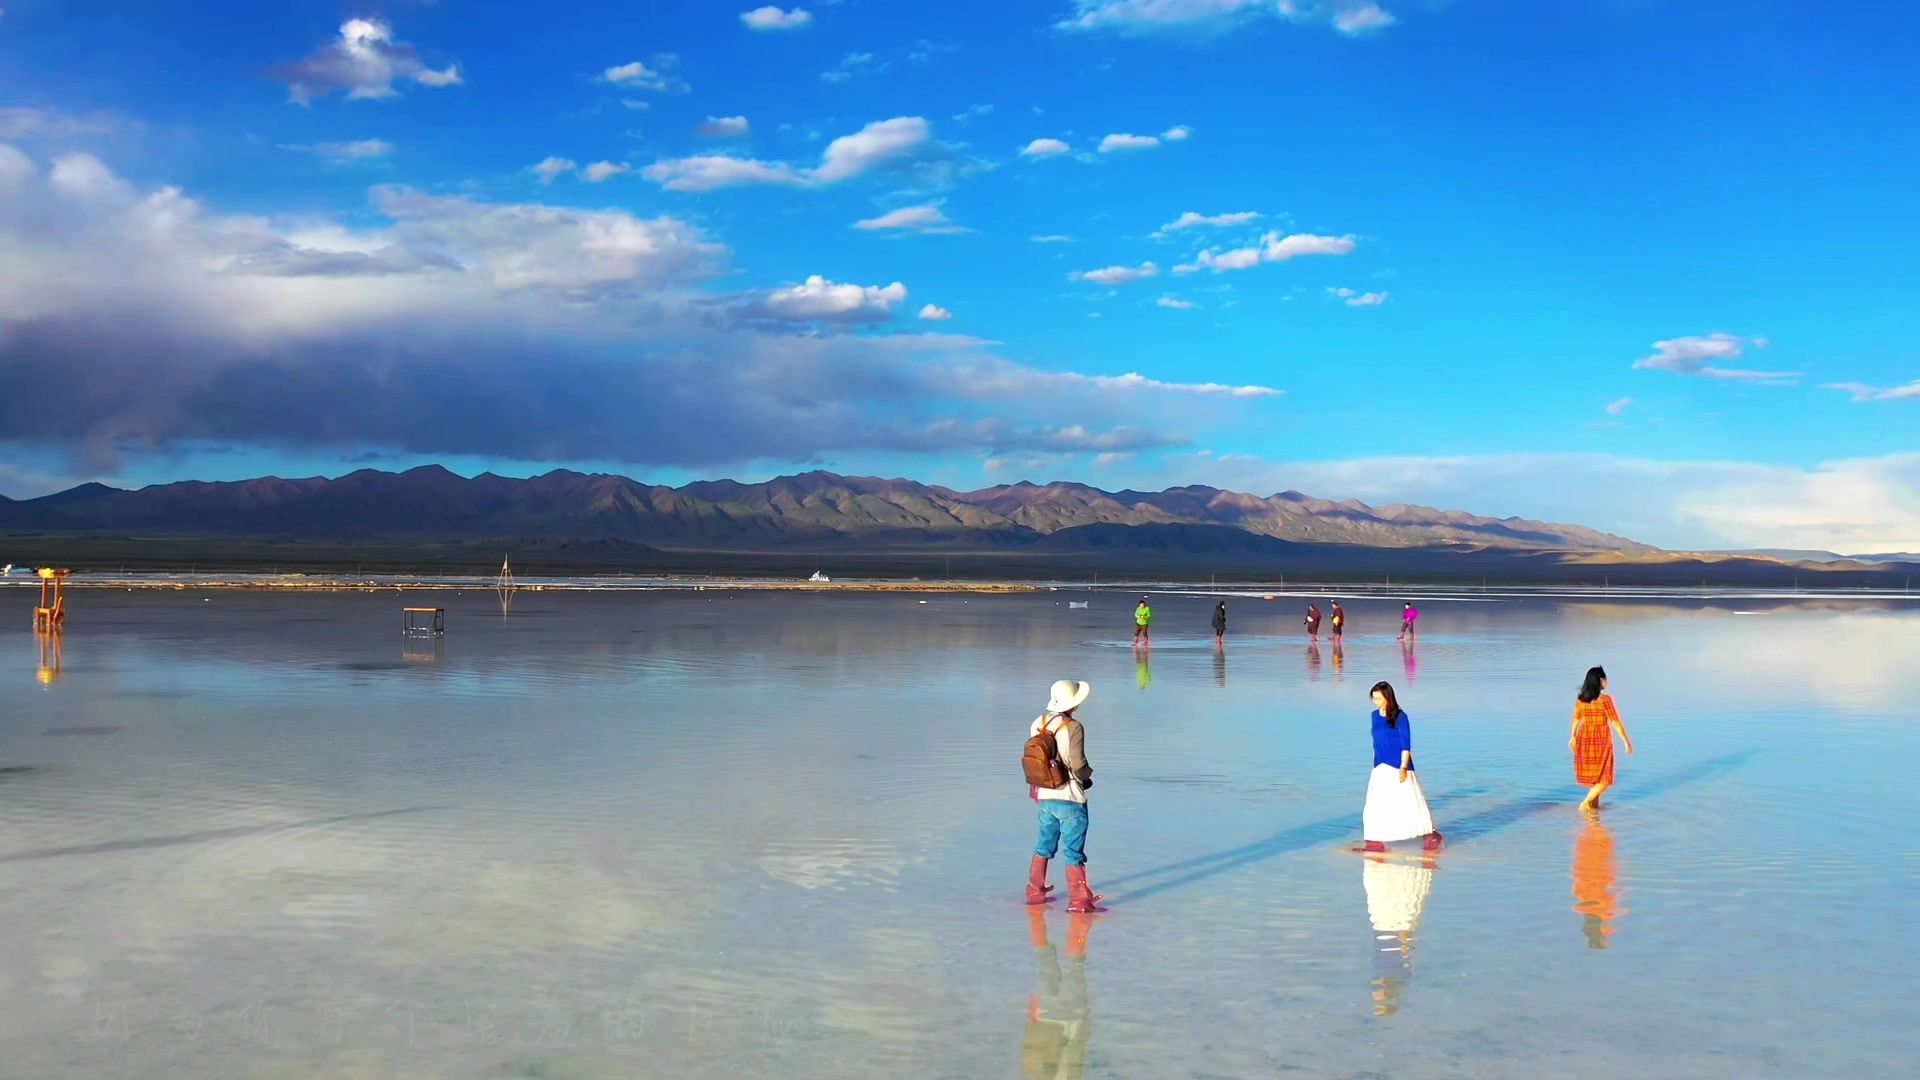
1305;603;1322;641
1330;602;1347;644
1211;601;1227;645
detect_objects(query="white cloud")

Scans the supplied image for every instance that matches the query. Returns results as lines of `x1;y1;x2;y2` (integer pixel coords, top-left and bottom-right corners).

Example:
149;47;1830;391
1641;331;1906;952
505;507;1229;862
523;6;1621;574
290;138;394;162
1162;124;1192;141
745;274;908;323
271;18;461;104
1822;380;1920;403
820;51;875;84
814;116;929;181
935;361;1280;399
1328;286;1387;306
1031;234;1076;243
1157;296;1198;310
529;156;576;183
1020;137;1071;158
621;99;651;112
917;303;953;321
1177;231;1356;274
1156;210;1260;234
853;203;969;234
1073;261;1159;286
740;6;812;30
641;155;805;191
601;55;687;93
0;145;34;186
953;104;995;123
1061;0;1399;36
1633;333;1797;381
0;106;125;140
581;161;631;183
696;115;751;138
1606;397;1634;415
1099;132;1160;152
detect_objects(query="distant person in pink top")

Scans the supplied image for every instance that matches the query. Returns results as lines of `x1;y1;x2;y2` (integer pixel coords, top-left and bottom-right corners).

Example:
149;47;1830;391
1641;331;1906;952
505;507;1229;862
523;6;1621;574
1399;603;1419;641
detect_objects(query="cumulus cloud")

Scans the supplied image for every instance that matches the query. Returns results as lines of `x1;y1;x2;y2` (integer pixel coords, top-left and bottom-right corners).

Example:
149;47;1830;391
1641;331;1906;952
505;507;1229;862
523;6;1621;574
1031;234;1076;244
601;55;688;94
696;115;751;138
917;303;953;321
1176;231;1356;273
0;147;1282;474
581;161;631;183
1633;333;1797;381
1328;286;1387;306
1156;210;1260;234
1061;0;1399;36
1099;132;1161;152
1073;261;1159;286
1606;397;1634;415
737;275;908;324
645;116;952;192
853;203;969;234
271;18;462;104
1162;125;1192;141
740;6;812;30
529;156;576;183
1156;296;1198;310
1020;137;1070;158
1822;380;1920;403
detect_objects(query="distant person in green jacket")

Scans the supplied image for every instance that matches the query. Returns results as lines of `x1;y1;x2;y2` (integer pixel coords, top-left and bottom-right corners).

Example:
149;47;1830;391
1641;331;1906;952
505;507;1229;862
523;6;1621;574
1132;598;1153;645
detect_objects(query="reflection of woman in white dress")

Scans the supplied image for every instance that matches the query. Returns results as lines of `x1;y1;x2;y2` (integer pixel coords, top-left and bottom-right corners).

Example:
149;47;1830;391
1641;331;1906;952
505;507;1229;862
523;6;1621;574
1363;854;1435;1017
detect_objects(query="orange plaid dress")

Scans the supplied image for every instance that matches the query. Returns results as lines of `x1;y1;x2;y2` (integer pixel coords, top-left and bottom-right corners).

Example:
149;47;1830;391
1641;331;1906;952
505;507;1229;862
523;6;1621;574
1572;694;1620;785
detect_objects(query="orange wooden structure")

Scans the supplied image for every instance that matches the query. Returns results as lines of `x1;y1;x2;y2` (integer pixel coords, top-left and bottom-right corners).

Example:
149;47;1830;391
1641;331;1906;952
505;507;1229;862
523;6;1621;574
402;606;445;635
33;568;70;631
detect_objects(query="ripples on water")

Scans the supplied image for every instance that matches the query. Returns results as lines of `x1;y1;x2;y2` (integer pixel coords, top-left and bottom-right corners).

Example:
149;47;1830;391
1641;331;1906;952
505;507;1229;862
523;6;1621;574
3;590;1917;1077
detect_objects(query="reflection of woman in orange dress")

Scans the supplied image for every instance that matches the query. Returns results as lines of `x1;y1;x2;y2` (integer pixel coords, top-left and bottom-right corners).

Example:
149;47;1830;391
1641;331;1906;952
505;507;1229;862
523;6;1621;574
1570;666;1633;811
1571;817;1624;948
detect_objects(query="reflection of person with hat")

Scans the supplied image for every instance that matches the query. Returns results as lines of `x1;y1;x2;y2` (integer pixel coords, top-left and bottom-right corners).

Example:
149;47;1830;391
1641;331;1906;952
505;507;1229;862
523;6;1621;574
1026;680;1103;912
1021;908;1095;1079
1132;598;1153;645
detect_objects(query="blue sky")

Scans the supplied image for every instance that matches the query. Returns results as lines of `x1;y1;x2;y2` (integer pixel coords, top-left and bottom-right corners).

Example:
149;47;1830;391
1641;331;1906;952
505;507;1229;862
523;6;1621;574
2;1;1918;551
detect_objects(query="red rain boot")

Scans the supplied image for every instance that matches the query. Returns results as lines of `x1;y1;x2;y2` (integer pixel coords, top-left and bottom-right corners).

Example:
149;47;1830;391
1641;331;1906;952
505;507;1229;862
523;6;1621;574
1354;840;1388;853
1065;865;1103;913
1026;855;1054;905
1423;831;1444;851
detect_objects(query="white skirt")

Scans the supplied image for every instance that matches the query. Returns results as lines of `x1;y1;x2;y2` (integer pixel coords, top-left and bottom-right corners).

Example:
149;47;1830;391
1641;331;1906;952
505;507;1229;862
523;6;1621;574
1362;763;1436;842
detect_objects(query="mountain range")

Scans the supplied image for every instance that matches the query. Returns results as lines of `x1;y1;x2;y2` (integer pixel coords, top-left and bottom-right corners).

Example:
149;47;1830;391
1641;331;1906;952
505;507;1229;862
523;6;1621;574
1;465;1650;553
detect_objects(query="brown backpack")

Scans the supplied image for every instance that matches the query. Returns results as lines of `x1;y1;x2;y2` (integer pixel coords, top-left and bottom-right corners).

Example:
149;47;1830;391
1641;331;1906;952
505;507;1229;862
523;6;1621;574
1023;717;1070;789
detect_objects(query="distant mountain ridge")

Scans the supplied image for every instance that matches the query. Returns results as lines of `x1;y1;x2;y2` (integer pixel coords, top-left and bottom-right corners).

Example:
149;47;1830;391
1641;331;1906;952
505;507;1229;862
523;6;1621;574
3;465;1654;553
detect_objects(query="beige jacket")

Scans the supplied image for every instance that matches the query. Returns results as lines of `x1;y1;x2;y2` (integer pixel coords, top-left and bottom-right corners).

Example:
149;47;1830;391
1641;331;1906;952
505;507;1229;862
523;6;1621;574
1031;714;1091;804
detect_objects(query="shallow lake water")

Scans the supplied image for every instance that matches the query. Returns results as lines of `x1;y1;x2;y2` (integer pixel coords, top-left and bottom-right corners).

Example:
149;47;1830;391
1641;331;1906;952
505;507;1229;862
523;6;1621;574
4;587;1917;1078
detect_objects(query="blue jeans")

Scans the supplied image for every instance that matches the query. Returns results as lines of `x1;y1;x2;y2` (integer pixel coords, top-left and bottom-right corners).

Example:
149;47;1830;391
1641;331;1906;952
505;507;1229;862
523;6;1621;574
1034;800;1089;866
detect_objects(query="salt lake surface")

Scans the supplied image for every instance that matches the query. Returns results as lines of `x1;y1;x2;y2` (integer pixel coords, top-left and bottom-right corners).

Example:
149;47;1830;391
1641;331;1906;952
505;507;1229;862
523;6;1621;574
4;588;1917;1078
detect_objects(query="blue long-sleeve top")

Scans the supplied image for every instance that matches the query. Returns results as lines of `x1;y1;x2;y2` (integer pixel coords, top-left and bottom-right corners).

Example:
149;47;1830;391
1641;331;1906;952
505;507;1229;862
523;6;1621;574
1371;710;1413;770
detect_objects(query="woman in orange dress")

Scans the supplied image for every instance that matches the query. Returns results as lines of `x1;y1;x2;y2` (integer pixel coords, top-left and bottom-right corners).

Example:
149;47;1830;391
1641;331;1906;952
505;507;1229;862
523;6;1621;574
1570;666;1634;810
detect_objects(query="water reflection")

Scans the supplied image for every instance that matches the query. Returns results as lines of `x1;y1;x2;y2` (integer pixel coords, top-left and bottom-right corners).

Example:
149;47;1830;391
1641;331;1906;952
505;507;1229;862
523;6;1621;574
1212;644;1227;688
35;631;63;686
1363;853;1435;1017
1400;639;1417;683
1306;642;1322;681
1571;816;1625;949
1134;647;1151;692
1331;640;1344;679
1021;908;1094;1078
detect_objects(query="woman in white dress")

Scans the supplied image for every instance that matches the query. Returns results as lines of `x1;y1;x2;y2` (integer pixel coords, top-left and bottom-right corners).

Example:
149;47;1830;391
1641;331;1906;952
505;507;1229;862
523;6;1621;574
1357;681;1443;852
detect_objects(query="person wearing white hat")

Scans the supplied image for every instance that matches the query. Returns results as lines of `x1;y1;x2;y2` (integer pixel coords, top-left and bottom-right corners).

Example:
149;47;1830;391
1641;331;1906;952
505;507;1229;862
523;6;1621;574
1024;679;1102;912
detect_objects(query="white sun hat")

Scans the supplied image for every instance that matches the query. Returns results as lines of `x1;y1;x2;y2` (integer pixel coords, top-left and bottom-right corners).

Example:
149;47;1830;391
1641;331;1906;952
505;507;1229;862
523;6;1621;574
1046;679;1092;714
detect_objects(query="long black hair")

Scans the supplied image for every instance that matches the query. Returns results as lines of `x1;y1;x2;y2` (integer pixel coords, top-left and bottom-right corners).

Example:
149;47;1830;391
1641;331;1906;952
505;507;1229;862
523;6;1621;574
1370;680;1403;727
1578;666;1607;703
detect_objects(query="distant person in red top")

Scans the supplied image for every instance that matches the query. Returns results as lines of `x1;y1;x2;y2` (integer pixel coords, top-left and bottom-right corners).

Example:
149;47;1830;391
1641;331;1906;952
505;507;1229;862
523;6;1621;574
1399;602;1419;641
1305;603;1322;641
1329;602;1346;644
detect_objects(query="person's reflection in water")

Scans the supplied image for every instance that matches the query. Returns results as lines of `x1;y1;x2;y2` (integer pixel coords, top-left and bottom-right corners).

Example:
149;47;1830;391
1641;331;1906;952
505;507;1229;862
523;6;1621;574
1135;648;1151;692
1400;638;1417;683
1212;644;1227;688
1572;815;1625;949
1306;642;1322;681
1331;639;1344;679
1362;853;1435;1017
1022;909;1094;1079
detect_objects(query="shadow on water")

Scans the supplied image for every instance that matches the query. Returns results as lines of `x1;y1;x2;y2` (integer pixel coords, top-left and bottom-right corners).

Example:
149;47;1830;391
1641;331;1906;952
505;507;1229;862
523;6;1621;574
0;804;446;864
1102;752;1755;906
